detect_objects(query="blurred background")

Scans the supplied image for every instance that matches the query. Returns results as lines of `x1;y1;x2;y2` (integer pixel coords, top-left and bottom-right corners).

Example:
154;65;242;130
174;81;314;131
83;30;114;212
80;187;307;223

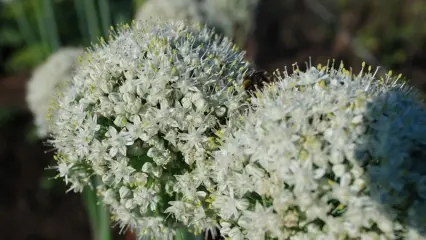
0;0;425;239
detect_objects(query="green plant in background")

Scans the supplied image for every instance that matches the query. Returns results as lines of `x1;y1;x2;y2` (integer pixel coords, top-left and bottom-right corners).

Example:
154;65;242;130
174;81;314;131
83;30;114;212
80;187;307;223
0;0;133;74
1;1;45;72
336;0;426;68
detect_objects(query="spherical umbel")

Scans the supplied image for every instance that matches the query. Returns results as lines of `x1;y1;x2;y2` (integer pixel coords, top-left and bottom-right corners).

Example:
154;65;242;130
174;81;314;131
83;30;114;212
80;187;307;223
49;20;250;238
210;62;426;239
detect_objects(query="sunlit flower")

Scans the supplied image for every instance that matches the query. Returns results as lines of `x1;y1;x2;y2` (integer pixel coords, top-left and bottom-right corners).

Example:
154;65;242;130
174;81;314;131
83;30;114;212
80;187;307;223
49;20;249;238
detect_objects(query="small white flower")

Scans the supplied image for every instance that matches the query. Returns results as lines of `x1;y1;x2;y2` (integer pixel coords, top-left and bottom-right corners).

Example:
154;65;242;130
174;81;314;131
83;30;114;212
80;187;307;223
212;190;249;220
104;126;134;157
56;162;73;184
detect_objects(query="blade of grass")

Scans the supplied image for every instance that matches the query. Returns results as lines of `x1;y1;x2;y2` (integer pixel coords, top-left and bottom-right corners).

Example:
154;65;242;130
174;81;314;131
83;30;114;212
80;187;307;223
82;0;101;42
73;0;89;45
98;0;111;37
31;0;50;57
10;0;37;45
41;0;60;51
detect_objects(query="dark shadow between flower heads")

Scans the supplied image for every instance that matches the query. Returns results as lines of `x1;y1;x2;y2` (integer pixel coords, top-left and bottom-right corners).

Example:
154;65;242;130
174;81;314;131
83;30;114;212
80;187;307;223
353;89;426;238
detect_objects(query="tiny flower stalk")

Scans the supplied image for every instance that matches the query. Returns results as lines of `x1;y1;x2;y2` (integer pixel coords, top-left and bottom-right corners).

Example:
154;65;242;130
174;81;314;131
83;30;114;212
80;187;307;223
49;20;250;239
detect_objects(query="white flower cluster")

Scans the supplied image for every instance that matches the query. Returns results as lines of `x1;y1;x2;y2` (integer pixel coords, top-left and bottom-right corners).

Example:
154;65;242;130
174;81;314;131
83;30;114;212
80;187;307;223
209;62;426;239
49;21;249;238
26;47;83;137
135;0;258;48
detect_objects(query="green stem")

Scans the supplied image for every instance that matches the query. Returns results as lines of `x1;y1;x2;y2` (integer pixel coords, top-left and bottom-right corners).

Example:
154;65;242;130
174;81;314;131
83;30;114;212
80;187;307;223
42;0;61;51
95;176;111;240
82;185;100;240
83;0;101;42
81;176;111;240
98;0;111;37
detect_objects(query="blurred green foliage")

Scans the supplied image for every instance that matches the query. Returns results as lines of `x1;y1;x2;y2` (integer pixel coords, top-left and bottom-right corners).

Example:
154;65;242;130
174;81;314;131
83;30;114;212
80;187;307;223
0;0;135;75
0;107;20;126
337;0;426;69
